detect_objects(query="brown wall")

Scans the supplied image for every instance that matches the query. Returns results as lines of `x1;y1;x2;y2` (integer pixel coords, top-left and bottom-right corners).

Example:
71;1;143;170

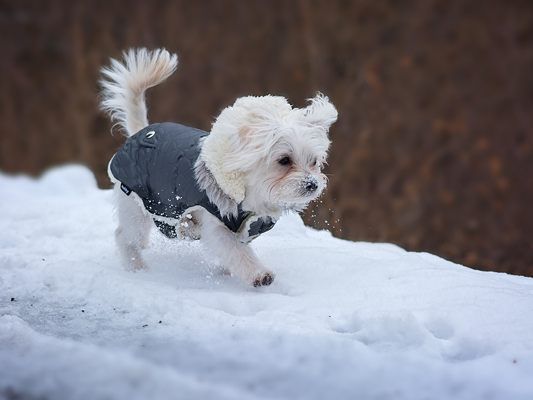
1;0;532;275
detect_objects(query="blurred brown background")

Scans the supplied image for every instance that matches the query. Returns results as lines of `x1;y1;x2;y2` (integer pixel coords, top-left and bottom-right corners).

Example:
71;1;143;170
1;0;532;275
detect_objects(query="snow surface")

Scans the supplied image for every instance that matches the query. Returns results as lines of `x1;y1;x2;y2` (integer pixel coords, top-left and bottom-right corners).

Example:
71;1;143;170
1;165;533;400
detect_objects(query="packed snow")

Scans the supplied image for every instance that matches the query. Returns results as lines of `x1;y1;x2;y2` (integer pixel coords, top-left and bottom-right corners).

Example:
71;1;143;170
1;165;533;400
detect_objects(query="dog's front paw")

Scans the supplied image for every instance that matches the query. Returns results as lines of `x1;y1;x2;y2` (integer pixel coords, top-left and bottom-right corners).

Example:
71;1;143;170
253;271;275;287
176;213;201;240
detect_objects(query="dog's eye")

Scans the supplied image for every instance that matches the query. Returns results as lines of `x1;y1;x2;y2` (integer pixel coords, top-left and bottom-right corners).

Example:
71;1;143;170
278;156;292;166
311;159;318;167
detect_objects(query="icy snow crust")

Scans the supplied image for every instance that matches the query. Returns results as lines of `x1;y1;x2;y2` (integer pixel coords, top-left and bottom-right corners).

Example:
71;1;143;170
1;165;533;400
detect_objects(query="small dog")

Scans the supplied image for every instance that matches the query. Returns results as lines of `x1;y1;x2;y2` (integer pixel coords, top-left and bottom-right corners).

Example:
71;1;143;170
100;48;337;287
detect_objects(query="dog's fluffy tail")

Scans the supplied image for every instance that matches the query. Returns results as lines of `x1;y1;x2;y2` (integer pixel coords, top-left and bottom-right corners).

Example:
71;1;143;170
100;48;178;136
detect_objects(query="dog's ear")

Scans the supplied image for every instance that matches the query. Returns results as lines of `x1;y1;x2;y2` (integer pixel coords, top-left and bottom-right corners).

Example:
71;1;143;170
200;96;292;203
297;93;338;131
225;96;292;168
233;96;291;141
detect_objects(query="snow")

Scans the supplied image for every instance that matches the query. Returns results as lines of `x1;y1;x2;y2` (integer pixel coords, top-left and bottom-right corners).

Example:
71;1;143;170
1;165;533;400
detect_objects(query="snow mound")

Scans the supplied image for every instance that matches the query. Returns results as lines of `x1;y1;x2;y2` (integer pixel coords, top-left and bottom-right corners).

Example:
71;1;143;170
1;165;533;400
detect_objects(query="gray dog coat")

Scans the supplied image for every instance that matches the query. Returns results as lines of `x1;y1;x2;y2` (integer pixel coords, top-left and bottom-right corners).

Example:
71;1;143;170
108;122;276;241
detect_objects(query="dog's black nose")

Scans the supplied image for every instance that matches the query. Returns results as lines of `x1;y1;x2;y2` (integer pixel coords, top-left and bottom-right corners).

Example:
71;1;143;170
305;180;318;192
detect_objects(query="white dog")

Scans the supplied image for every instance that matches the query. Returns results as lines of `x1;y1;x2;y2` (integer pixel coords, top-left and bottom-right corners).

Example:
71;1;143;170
100;48;337;287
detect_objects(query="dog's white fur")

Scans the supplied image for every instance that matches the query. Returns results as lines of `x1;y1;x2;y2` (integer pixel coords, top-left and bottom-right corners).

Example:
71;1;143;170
100;48;337;287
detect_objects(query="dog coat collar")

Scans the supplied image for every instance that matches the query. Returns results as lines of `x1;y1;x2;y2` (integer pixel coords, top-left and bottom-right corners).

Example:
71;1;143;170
108;122;276;241
199;127;246;204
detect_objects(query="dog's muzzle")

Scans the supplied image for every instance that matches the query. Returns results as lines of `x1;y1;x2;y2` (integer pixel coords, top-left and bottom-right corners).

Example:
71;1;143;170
301;176;319;195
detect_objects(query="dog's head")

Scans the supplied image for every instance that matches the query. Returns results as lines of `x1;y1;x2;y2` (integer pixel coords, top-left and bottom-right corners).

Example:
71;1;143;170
200;93;337;214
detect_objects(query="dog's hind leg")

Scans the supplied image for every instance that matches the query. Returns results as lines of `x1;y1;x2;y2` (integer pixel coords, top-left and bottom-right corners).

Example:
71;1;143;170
113;185;152;271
